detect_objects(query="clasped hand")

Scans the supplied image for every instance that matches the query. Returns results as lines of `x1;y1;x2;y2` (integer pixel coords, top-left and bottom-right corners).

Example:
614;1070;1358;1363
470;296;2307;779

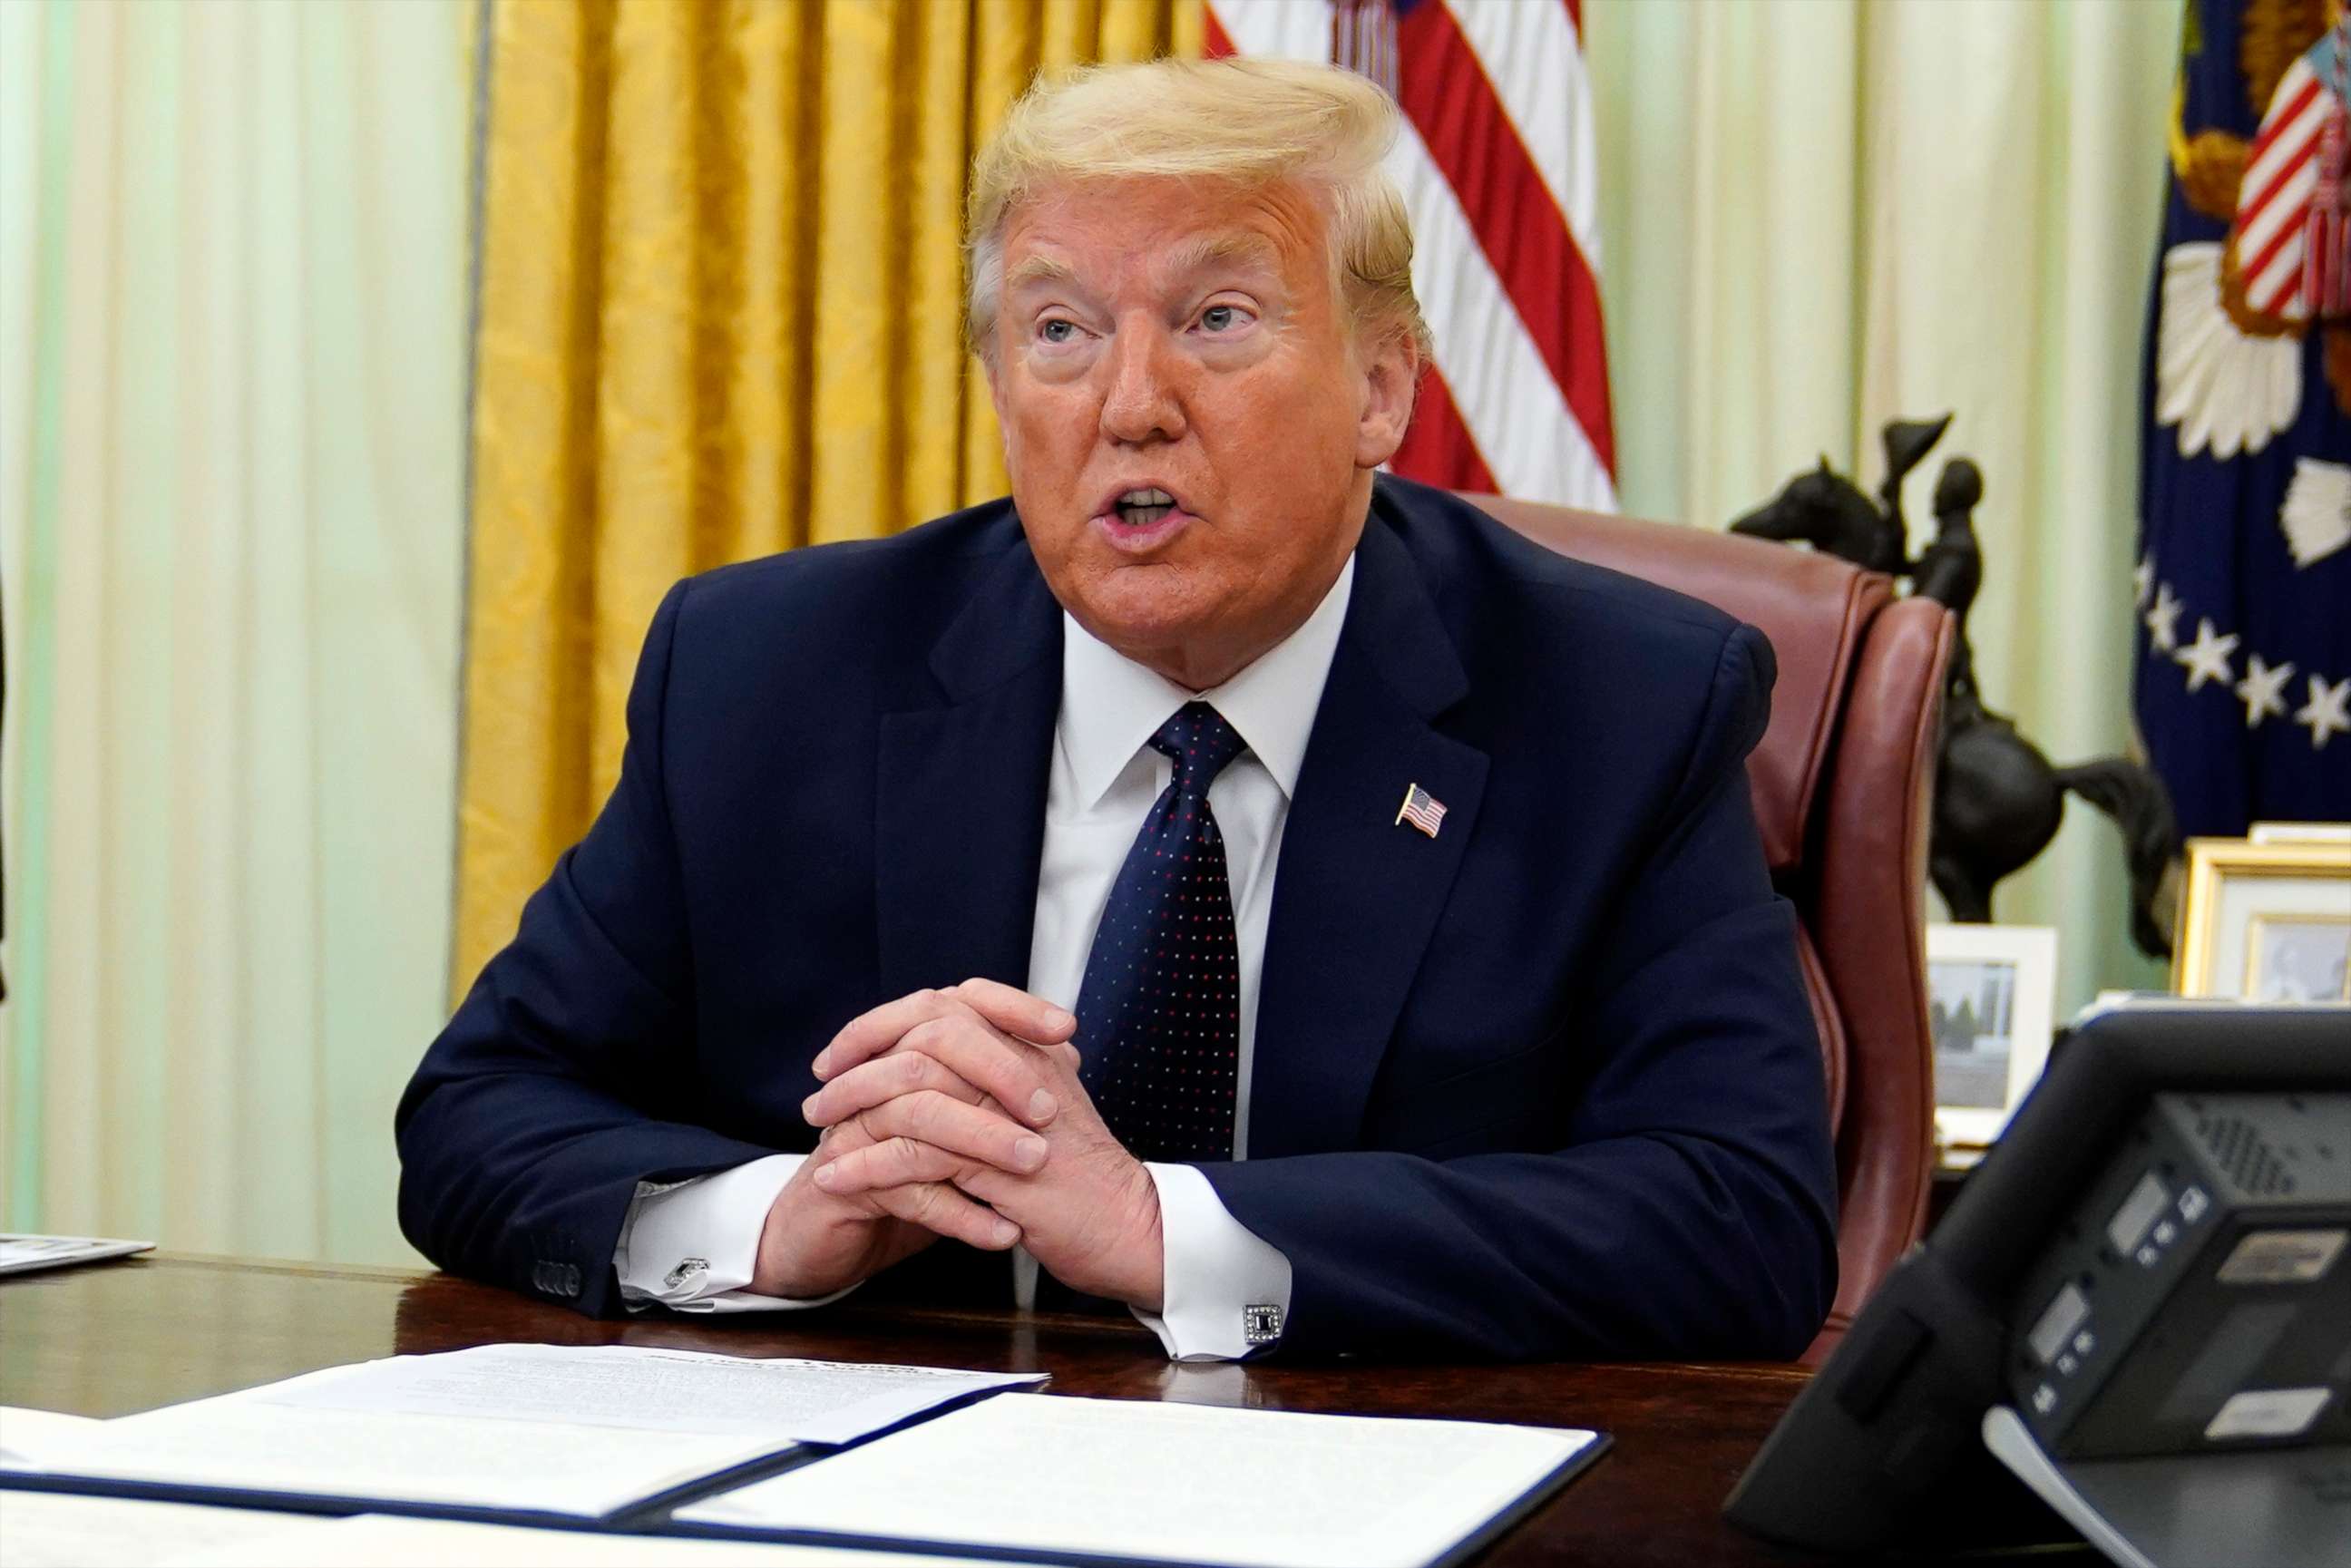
752;979;1164;1310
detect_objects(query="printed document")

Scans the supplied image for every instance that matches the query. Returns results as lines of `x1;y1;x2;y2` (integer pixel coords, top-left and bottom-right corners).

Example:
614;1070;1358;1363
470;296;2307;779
678;1392;1602;1568
10;1345;1042;1519
258;1343;1042;1443
164;1513;1038;1567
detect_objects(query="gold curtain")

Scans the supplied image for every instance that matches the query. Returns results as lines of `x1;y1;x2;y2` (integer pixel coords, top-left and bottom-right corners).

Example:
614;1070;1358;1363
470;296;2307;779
455;0;1202;991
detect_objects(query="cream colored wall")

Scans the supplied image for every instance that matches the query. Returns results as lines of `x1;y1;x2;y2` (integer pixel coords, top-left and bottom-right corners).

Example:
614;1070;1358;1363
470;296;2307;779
1587;0;2180;1014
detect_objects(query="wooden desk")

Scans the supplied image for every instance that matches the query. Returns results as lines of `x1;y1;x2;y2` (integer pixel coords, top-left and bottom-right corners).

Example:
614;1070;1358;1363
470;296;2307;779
1;1253;1818;1566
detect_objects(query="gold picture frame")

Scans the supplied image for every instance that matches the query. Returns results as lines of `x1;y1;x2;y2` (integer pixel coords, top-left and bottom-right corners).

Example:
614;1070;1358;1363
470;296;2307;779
2173;836;2351;1000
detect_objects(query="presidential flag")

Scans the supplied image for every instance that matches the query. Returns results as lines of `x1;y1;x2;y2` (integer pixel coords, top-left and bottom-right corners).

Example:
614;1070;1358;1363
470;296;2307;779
2136;3;2351;835
1205;0;1617;511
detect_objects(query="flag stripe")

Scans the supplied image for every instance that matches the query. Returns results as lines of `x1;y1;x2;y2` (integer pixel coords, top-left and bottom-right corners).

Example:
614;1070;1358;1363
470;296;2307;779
1394;0;1615;475
1201;0;1615;509
1447;0;1601;262
1393;365;1500;494
2249;71;2323;158
2240;124;2320;242
2238;155;2320;303
1204;3;1234;58
2237;62;2322;246
1205;0;1329;62
2243;168;2315;308
1393;111;1616;508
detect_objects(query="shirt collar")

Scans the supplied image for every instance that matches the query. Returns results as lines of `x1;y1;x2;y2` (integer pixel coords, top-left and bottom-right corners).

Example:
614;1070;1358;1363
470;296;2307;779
1058;553;1356;811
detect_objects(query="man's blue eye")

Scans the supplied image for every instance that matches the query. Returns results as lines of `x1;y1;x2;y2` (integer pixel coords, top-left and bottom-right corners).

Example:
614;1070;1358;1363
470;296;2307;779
1040;319;1075;343
1201;306;1239;332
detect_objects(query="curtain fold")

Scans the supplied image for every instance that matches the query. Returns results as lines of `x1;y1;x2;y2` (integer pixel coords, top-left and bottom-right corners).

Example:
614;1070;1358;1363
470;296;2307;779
454;0;1200;991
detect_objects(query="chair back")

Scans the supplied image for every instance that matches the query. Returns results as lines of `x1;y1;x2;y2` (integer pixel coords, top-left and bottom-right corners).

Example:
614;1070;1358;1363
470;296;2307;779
1465;493;1955;1358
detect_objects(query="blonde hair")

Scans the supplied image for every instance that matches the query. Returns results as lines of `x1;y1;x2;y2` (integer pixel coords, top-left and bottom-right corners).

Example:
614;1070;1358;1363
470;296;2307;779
964;57;1430;366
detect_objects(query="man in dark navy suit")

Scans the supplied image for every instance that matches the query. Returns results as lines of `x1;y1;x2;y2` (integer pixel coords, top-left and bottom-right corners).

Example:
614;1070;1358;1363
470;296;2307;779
396;57;1837;1361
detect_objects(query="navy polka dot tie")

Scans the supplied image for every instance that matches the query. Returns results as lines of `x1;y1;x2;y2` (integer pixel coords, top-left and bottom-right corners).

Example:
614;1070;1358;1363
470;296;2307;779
1074;702;1247;1164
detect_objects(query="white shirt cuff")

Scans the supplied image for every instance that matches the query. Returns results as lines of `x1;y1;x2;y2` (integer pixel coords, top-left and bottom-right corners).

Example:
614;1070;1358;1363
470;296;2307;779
612;1154;857;1313
1130;1162;1293;1360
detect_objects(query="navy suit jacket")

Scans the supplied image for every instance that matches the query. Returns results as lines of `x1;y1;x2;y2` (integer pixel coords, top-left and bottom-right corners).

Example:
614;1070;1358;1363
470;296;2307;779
397;476;1839;1359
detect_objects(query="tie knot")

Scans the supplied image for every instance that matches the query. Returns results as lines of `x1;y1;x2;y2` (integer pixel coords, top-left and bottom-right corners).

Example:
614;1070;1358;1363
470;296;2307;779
1150;702;1248;792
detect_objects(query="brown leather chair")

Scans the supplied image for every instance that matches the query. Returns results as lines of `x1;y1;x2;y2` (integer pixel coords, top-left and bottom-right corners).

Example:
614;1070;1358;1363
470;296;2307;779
1464;493;1954;1361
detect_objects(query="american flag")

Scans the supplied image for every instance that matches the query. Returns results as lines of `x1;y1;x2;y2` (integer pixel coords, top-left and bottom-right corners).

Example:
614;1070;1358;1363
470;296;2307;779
1205;0;1616;511
1396;783;1448;837
2235;24;2351;322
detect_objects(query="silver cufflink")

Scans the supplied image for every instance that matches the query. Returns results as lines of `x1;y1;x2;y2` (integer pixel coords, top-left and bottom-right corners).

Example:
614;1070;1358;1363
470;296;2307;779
664;1257;710;1289
1244;1303;1284;1345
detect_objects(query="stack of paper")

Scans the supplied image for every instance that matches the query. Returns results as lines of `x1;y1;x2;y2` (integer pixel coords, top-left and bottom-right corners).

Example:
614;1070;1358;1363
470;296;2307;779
0;1234;152;1276
0;1492;317;1568
0;1496;1036;1568
4;1349;1607;1568
2;1407;105;1468
170;1514;1030;1567
1;1345;1043;1522
677;1392;1605;1568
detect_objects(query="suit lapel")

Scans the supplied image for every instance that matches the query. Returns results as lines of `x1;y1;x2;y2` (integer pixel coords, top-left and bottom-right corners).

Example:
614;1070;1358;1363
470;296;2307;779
875;538;1063;999
1249;506;1488;1158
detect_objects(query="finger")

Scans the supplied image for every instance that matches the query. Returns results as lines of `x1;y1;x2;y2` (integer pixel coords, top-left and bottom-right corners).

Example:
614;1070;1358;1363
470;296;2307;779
805;1115;871;1168
949;1163;1015;1209
815;1135;968;1193
804;1048;983;1128
953;978;1078;1045
813;983;1075;1081
813;988;964;1081
869;1179;1021;1251
888;1016;1062;1129
844;1089;1048;1175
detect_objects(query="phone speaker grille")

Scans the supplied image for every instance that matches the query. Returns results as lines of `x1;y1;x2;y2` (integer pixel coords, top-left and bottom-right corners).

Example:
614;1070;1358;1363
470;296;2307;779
2196;1113;2297;1196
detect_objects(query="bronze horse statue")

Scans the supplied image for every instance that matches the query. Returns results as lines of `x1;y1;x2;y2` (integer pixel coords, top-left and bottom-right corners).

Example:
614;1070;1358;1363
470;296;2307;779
1732;416;2177;957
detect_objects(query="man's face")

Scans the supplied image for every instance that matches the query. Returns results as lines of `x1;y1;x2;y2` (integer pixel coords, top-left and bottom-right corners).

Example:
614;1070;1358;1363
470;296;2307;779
987;177;1414;691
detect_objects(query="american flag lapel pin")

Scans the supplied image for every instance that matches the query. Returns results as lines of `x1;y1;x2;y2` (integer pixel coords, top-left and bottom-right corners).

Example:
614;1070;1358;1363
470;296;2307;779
1395;782;1447;838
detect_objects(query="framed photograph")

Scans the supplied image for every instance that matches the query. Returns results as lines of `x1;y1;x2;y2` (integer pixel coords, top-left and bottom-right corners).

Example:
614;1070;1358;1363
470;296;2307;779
2174;836;2351;1001
2249;821;2351;846
1927;923;2057;1154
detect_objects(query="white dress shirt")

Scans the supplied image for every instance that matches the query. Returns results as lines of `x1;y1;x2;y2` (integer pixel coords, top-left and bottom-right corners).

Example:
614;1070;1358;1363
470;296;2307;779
613;555;1358;1360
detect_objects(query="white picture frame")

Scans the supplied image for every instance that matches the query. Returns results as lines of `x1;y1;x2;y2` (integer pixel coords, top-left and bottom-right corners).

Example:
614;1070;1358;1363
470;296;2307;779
1927;923;2057;1154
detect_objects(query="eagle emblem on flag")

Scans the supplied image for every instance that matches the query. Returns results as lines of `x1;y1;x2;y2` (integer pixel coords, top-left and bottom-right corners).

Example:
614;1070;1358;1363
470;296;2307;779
2136;0;2351;836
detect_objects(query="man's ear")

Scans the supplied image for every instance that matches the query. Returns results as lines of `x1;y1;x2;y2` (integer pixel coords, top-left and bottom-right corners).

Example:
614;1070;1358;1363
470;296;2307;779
1354;330;1419;471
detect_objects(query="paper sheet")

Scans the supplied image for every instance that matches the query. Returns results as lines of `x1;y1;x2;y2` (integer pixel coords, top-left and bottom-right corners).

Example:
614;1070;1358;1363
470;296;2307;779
0;1406;105;1467
21;1401;788;1517
0;1491;316;1568
16;1346;1043;1519
256;1343;1043;1443
678;1392;1601;1568
0;1234;153;1276
164;1513;1039;1567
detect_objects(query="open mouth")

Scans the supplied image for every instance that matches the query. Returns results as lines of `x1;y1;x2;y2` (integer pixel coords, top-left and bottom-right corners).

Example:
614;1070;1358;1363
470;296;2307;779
1111;487;1177;528
1091;483;1195;554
